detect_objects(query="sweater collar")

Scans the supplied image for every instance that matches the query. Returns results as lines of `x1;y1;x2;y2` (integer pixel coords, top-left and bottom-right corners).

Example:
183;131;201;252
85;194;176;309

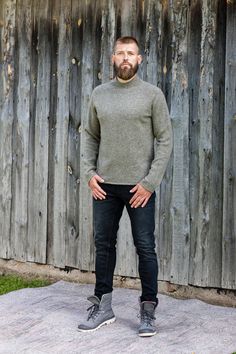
112;75;141;88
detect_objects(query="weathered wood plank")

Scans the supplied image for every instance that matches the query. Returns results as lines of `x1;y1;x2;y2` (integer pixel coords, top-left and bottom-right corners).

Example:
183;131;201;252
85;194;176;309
79;0;97;271
99;0;116;83
119;0;134;37
222;0;236;289
11;0;32;261
168;0;190;285
27;0;51;263
47;0;60;266
188;0;221;287
49;0;71;267
207;0;225;286
65;0;83;268
188;0;202;286
0;0;16;259
158;0;173;282
142;0;159;85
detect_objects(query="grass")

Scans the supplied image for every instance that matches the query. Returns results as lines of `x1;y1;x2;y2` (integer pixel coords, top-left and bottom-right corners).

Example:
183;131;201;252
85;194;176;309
0;274;53;295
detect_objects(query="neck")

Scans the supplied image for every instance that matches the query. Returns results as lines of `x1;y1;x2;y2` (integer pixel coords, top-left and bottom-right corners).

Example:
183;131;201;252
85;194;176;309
116;74;137;84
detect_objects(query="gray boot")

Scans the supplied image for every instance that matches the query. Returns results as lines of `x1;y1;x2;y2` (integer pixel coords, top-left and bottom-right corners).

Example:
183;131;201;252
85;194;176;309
138;301;157;337
78;293;116;332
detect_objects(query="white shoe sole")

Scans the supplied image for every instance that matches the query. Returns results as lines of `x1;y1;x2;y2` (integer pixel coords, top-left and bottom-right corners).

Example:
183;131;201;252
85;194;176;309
77;316;116;333
138;331;157;337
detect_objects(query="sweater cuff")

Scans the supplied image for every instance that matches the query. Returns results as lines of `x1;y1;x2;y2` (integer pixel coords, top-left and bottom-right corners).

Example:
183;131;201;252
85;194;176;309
139;179;156;193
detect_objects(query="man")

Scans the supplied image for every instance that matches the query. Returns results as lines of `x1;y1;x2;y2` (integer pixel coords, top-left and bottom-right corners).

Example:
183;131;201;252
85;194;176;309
78;36;173;337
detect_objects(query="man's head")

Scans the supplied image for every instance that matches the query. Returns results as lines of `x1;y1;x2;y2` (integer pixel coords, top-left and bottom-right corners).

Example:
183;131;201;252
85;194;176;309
112;36;142;81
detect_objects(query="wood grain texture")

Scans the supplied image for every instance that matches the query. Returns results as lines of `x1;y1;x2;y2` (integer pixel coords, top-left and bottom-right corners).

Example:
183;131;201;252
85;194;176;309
169;0;190;285
158;0;173;282
27;0;51;263
65;0;82;268
47;0;60;266
188;0;222;287
11;0;32;261
78;0;97;271
222;0;236;290
49;0;71;267
0;0;16;259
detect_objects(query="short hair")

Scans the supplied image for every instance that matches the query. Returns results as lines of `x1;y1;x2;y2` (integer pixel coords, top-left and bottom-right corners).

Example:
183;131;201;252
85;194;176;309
113;36;140;53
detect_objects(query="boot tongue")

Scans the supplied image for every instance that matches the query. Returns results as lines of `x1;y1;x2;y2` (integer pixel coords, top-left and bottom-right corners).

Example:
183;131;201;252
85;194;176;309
87;295;100;305
143;302;155;312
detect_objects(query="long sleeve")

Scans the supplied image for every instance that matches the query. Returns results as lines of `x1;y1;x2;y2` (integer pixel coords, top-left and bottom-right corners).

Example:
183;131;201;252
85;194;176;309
83;93;100;183
140;90;173;192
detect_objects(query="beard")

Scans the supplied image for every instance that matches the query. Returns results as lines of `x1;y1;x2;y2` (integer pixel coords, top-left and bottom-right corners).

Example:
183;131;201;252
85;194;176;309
114;62;139;80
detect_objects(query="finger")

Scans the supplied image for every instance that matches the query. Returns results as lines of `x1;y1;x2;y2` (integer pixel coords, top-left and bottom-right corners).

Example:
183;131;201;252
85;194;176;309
131;197;143;208
92;193;98;200
89;175;104;189
95;175;105;183
141;198;149;208
129;193;139;204
131;202;140;208
93;193;104;200
130;185;138;193
93;180;106;195
96;184;106;196
94;190;106;200
130;190;148;205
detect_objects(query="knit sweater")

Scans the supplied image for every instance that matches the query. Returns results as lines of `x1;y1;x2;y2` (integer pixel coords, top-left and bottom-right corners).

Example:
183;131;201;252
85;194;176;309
83;75;173;193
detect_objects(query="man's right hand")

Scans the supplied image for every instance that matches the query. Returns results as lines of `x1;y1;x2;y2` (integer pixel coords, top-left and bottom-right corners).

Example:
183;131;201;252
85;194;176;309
88;175;106;200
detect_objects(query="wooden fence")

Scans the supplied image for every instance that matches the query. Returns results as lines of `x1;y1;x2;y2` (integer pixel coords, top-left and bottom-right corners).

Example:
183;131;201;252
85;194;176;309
0;0;235;290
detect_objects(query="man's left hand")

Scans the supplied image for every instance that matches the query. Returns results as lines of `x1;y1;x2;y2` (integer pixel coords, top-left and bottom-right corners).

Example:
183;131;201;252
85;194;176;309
129;184;152;208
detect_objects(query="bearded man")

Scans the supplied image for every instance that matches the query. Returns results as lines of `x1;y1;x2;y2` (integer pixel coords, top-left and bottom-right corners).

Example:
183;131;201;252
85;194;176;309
78;36;173;337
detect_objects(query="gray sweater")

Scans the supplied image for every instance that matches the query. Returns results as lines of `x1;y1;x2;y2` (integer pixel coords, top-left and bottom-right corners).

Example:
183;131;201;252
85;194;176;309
83;75;173;193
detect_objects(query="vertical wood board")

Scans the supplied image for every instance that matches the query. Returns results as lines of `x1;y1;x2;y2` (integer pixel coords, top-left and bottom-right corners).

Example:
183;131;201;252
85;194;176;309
0;0;16;259
11;0;32;261
222;1;236;290
27;0;51;263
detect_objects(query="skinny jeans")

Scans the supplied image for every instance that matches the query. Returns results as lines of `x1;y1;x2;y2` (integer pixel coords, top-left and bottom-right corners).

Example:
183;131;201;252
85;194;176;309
93;183;158;304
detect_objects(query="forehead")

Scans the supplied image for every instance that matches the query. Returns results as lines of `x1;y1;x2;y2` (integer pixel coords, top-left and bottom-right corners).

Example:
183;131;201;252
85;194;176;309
115;42;139;53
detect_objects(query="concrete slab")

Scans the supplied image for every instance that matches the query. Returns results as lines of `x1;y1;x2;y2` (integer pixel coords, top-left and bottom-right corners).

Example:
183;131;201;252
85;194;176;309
0;281;235;354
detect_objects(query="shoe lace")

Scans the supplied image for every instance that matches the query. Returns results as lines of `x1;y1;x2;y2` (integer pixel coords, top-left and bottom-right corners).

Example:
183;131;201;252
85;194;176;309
139;310;156;326
87;304;100;321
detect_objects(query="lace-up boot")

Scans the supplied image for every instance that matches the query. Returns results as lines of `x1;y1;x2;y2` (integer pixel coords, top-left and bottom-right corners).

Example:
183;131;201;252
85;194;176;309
78;293;115;332
138;300;157;337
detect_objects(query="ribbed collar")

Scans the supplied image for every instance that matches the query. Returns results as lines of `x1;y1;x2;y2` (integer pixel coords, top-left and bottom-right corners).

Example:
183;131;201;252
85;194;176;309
111;75;141;88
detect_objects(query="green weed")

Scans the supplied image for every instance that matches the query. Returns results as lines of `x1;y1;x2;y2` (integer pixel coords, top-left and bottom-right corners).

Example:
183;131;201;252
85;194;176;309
0;274;52;295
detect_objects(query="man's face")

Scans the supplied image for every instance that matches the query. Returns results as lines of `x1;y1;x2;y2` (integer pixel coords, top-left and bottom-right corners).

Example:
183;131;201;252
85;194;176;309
112;42;142;80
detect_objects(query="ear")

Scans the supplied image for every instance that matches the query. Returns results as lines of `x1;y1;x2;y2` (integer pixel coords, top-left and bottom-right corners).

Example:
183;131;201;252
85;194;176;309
111;54;115;64
138;54;142;64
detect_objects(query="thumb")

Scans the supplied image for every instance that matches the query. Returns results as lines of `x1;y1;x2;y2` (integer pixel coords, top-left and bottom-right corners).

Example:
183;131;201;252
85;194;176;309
95;174;104;183
130;184;138;193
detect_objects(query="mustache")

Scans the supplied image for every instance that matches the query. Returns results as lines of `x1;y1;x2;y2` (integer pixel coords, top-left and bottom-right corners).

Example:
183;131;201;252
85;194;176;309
120;61;132;68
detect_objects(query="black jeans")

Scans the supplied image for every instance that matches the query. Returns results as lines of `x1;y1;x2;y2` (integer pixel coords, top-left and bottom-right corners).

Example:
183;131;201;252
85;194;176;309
93;183;158;303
